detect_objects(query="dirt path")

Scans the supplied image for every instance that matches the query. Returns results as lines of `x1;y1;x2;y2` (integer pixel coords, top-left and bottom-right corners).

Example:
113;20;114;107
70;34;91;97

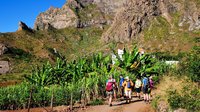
78;97;155;112
1;96;155;112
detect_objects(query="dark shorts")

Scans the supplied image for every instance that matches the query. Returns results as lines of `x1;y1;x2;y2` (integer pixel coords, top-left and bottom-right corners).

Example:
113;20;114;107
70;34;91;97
143;86;148;94
135;87;141;93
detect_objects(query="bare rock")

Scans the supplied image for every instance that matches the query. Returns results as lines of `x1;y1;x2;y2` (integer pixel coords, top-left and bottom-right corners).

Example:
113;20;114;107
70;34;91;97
0;61;9;74
102;0;161;43
0;43;7;56
34;0;127;30
34;5;78;30
18;21;32;32
177;1;200;31
157;101;169;112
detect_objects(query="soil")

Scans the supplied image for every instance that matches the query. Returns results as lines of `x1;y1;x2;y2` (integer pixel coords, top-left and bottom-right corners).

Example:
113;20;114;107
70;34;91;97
0;96;155;112
78;97;155;112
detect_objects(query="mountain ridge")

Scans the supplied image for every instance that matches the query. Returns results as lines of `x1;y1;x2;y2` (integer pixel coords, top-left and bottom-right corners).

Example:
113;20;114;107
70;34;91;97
0;0;200;74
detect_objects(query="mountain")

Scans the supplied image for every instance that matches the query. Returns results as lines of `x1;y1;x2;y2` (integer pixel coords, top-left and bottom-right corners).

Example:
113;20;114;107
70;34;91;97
34;0;127;30
34;0;200;42
0;0;200;74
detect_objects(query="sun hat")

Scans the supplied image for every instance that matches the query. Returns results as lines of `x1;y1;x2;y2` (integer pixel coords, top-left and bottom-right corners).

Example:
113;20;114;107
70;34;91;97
125;76;129;80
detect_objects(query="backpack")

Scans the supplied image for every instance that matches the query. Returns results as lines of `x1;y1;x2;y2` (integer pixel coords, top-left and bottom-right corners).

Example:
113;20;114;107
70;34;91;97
127;81;131;88
106;81;113;91
143;77;150;88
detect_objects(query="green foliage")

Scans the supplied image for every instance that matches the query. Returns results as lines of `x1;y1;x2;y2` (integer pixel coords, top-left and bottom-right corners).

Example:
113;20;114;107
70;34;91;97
25;62;53;87
0;82;30;110
7;47;32;61
151;96;160;109
111;46;162;77
0;46;166;110
179;53;200;82
167;86;200;111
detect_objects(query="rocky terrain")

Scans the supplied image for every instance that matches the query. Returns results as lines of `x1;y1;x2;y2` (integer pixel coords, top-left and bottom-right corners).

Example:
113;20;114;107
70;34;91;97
103;0;200;42
34;0;127;30
33;0;200;42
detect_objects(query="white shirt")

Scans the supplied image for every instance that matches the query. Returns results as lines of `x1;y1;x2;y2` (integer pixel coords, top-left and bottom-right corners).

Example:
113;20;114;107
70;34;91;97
135;79;142;88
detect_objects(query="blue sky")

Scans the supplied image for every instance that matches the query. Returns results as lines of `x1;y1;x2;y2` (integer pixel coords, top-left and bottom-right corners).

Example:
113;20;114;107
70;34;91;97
0;0;66;33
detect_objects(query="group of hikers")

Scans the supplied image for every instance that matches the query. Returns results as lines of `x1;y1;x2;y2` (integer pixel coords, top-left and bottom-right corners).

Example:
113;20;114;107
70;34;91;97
106;73;154;106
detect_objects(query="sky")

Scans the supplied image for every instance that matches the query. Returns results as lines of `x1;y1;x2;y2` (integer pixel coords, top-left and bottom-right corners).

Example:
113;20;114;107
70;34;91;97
0;0;66;33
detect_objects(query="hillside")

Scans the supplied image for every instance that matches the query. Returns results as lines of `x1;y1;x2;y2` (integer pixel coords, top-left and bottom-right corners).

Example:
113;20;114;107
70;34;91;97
0;0;200;112
0;0;200;83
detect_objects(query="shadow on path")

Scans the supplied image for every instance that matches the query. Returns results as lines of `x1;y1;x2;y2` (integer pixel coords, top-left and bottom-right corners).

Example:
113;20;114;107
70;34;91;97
112;98;144;107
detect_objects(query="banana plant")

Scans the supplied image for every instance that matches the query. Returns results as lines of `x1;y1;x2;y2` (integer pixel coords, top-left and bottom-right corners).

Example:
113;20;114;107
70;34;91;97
25;61;53;87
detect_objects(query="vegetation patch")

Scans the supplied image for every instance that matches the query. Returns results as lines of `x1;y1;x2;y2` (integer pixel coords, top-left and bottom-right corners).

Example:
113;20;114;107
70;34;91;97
167;85;200;111
143;16;170;40
0;47;165;110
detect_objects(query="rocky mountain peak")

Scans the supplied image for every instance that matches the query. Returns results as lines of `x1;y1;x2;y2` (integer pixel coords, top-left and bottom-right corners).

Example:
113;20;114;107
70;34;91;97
33;0;200;43
34;0;127;30
18;21;32;31
34;2;77;30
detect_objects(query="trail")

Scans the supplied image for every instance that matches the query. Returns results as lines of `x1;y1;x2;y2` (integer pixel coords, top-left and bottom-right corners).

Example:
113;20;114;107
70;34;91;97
78;96;155;112
1;96;155;112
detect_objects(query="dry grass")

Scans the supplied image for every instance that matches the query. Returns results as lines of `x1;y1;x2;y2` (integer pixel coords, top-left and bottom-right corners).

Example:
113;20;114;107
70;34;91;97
154;75;183;101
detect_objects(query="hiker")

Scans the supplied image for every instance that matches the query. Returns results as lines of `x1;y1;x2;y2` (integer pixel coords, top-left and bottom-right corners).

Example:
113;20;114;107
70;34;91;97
135;76;142;99
119;75;124;98
148;76;154;101
122;76;134;103
106;75;117;106
142;73;149;103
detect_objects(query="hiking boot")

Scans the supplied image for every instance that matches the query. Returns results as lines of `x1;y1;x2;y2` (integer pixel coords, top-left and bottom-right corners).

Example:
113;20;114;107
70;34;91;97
109;104;112;107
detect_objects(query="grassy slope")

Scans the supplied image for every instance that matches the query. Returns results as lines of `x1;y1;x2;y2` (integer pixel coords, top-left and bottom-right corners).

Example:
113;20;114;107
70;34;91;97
1;1;200;85
137;12;200;54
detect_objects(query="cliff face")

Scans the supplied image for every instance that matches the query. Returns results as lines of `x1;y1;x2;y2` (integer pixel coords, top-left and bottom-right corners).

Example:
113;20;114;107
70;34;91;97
103;0;200;42
34;0;200;42
102;0;160;43
34;4;77;30
34;0;127;30
177;0;200;31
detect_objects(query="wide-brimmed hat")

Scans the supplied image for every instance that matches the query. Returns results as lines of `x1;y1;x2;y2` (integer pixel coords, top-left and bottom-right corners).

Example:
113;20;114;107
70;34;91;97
125;76;129;80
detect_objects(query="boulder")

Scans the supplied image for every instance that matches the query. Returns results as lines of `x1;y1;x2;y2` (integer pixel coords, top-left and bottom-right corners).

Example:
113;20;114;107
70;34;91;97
0;43;7;56
0;61;9;74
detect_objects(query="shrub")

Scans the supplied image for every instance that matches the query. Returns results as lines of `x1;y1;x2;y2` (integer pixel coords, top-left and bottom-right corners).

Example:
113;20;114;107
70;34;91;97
167;86;200;111
179;53;200;83
151;95;160;109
